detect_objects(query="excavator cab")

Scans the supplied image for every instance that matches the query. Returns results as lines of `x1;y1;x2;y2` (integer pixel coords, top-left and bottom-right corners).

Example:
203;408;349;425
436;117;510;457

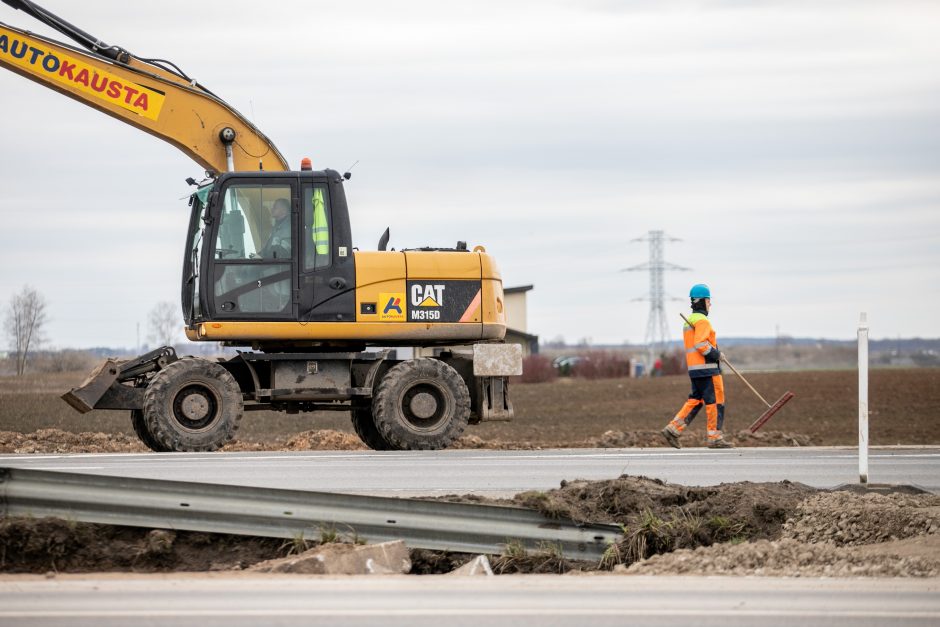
182;169;357;336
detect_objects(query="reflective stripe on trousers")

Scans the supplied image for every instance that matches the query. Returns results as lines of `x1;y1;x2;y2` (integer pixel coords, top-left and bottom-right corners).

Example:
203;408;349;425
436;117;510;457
668;374;725;439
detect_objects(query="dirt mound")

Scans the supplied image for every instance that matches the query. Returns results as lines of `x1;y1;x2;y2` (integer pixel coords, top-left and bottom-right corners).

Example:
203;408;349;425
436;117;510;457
1;427;816;454
450;435;543;450
620;488;940;577
625;536;940;577
0;517;285;573
513;476;815;533
509;476;818;570
449;430;814;450
584;431;667;448
0;429;146;454
584;430;814;448
0;428;369;454
730;430;814;447
783;491;940;546
280;430;367;451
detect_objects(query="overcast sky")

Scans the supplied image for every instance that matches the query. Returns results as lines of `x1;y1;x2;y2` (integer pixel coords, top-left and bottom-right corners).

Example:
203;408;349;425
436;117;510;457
1;0;938;349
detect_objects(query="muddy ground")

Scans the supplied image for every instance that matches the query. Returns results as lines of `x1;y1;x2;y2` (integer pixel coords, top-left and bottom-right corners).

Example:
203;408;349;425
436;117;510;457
1;368;937;452
2;477;938;577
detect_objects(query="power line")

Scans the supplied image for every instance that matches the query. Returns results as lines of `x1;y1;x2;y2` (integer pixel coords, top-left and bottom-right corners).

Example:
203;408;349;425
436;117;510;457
622;230;689;367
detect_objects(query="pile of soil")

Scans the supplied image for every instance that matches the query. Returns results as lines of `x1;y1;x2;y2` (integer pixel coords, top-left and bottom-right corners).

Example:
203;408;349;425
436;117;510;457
0;518;285;573
0;429;145;454
588;429;814;448
505;476;816;570
628;491;940;577
511;476;815;531
455;430;814;450
0;428;814;455
279;430;366;450
0;428;370;454
439;477;940;577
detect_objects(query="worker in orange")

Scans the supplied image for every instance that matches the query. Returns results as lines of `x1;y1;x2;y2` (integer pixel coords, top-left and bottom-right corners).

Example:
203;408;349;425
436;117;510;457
661;284;732;449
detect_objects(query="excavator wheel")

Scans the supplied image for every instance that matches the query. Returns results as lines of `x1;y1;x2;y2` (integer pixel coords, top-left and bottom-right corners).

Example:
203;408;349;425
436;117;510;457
350;405;393;451
372;359;470;450
142;358;243;452
130;409;172;452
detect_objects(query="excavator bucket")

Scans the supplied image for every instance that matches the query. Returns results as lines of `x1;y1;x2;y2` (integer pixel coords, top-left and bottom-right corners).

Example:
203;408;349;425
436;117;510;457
61;359;122;414
60;347;178;414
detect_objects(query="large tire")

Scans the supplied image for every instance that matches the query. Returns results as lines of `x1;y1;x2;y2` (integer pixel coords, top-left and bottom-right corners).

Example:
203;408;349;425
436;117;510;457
350;406;393;451
372;359;470;450
142;358;243;452
130;409;172;452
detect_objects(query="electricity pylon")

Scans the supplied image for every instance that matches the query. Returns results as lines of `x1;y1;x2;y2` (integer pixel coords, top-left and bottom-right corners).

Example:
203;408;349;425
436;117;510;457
621;230;689;370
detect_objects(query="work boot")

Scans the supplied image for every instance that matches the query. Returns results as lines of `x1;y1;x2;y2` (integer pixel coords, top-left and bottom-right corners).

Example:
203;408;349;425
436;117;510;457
661;426;681;449
707;438;733;449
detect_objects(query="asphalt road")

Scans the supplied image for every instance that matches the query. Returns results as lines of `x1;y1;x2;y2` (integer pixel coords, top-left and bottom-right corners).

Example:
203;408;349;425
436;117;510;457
0;575;937;627
1;447;937;496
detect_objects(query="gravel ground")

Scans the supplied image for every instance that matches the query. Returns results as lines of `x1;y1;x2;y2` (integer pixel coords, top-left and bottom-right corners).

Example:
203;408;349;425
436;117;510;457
624;537;940;577
625;491;940;577
784;491;940;546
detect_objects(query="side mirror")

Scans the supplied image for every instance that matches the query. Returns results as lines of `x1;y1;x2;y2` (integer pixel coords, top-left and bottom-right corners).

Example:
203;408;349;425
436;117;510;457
378;227;390;252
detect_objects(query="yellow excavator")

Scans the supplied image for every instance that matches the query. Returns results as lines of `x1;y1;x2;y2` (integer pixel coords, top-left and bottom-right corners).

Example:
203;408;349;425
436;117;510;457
1;0;519;451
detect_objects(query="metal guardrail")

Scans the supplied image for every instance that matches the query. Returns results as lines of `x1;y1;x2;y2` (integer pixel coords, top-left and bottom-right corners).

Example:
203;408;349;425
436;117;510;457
0;467;622;561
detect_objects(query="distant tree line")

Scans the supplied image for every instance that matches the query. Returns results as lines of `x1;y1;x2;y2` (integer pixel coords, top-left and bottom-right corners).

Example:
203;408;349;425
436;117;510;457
2;288;192;376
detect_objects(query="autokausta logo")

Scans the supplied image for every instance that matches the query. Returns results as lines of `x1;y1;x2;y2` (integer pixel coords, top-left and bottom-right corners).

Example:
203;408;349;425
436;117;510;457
383;296;402;315
378;292;405;321
0;28;166;121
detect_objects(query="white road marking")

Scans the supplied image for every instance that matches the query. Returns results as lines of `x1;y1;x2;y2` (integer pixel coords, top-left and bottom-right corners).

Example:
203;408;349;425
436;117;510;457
0;609;936;618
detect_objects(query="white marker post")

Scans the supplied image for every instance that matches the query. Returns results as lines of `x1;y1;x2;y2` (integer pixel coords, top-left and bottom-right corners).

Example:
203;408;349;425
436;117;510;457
858;312;869;484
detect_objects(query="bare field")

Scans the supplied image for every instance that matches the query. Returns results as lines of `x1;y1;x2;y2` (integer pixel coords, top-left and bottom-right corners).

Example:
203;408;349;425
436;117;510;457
0;368;937;448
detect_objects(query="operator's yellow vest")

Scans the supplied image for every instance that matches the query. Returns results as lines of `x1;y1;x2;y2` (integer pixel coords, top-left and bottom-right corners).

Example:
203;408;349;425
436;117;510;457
312;187;328;255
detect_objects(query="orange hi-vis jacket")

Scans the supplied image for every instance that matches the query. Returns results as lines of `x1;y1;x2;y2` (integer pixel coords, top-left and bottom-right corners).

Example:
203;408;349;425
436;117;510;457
684;312;720;378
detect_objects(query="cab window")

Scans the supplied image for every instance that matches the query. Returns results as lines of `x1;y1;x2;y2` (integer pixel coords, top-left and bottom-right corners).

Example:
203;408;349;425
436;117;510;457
212;183;293;317
216;185;291;260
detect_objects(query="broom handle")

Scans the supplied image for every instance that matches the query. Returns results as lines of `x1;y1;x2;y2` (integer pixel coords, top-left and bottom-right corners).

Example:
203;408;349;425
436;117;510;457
679;313;772;408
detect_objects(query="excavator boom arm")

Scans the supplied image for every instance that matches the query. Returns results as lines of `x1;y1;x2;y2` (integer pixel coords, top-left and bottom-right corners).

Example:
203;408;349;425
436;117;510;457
0;4;288;174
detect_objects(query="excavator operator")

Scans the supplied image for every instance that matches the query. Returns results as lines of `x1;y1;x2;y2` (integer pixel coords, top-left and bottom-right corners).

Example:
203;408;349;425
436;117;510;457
661;284;732;449
260;198;291;259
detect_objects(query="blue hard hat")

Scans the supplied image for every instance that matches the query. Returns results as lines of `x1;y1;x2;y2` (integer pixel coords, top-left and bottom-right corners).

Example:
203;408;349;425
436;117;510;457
690;284;711;299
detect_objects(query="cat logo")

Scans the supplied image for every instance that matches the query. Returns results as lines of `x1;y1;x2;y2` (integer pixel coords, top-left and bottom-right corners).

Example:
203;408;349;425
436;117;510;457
406;279;478;323
410;284;444;308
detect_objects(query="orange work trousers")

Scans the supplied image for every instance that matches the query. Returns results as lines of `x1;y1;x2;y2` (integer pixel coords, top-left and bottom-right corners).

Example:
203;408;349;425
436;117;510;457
668;375;725;441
